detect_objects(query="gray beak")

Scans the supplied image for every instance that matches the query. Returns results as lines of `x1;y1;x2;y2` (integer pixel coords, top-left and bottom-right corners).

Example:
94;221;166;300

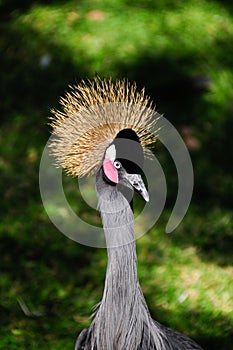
125;173;149;202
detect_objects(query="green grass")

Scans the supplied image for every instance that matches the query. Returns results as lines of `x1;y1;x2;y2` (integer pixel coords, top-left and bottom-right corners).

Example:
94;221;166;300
1;1;233;349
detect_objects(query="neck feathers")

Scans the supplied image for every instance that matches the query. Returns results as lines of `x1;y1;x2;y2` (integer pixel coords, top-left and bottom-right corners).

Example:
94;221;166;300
95;188;144;349
93;170;166;349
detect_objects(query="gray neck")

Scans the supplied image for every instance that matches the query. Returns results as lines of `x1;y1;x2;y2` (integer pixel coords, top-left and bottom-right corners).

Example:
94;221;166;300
95;178;143;349
101;190;139;309
92;169;165;350
96;168;139;302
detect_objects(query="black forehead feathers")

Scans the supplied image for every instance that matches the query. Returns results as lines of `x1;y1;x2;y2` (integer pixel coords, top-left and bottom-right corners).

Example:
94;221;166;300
113;128;144;174
116;129;140;142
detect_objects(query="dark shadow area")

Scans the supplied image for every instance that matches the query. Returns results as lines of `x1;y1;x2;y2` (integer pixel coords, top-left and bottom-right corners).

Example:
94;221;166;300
0;0;71;19
213;0;233;14
0;21;84;121
119;55;210;124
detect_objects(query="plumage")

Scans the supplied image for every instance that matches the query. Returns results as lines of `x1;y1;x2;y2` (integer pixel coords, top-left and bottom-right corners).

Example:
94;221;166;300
50;78;203;350
49;78;159;177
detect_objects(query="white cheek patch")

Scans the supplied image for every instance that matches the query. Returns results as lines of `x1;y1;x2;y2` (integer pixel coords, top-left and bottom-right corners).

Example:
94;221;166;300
105;144;116;161
103;144;118;183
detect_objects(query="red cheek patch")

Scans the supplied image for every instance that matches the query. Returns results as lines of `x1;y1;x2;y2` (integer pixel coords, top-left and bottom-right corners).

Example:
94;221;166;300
103;159;118;183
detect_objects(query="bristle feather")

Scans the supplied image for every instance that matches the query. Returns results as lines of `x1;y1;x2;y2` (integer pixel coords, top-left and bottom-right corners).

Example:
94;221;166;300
49;77;159;177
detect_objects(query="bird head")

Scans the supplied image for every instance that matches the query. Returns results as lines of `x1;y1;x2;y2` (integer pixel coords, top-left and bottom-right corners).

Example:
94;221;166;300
102;133;149;203
49;78;159;203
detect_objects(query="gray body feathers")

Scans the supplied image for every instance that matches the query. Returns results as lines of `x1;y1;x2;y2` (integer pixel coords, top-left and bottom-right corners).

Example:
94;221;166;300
75;169;203;350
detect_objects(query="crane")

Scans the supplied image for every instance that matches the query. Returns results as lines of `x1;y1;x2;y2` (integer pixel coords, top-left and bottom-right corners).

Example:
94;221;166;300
50;78;203;350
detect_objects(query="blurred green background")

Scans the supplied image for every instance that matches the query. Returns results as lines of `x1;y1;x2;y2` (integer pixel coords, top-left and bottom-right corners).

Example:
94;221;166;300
0;0;232;349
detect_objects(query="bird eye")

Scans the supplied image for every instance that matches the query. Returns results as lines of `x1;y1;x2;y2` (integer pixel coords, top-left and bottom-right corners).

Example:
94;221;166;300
113;160;121;169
